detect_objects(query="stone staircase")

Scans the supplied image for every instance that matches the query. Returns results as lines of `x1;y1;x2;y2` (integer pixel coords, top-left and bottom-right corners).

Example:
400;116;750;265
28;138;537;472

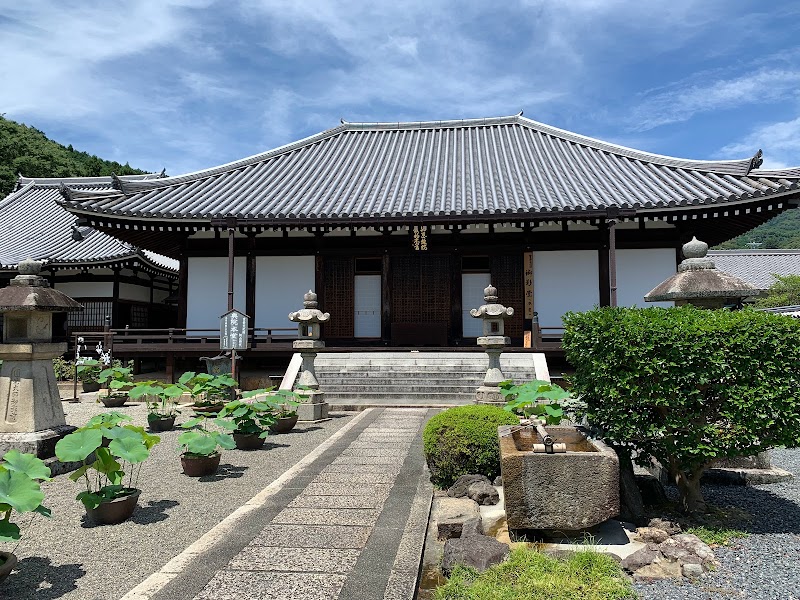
281;351;551;407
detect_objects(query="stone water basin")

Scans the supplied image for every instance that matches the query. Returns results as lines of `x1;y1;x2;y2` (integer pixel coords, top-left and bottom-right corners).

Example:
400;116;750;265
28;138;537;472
499;424;619;531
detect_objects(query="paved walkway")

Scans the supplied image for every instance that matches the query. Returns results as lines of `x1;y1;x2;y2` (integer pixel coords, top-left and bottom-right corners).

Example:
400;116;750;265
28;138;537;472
123;408;433;600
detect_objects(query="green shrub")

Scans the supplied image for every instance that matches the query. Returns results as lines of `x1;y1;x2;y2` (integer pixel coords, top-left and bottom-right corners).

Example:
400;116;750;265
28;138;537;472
434;546;634;600
423;405;518;487
563;306;800;513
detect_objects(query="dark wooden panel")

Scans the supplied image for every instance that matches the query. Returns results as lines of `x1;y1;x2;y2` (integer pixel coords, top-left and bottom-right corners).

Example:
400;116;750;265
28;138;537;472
391;255;451;324
491;254;524;339
322;256;354;338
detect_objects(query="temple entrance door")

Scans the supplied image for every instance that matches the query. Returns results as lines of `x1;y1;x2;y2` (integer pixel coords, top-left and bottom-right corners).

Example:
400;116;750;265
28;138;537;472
354;274;381;338
390;255;451;345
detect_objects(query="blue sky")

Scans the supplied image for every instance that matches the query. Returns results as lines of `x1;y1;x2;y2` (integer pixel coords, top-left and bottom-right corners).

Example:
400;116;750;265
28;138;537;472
2;0;800;176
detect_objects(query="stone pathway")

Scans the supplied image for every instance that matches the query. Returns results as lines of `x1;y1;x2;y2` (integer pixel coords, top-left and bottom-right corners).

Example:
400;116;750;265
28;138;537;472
136;408;433;600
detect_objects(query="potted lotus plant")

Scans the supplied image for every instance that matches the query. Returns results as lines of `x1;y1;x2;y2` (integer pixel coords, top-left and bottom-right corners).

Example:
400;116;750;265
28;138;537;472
77;359;102;393
177;416;236;476
0;450;51;583
218;393;278;450
180;372;237;416
96;364;135;408
265;388;302;434
55;417;160;524
129;380;184;431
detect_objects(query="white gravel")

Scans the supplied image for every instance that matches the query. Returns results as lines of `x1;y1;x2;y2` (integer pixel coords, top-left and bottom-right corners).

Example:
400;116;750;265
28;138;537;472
3;399;353;600
635;448;800;600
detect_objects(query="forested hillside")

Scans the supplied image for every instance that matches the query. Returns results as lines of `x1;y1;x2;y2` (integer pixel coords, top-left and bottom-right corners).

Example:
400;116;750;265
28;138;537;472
715;208;800;249
0;116;146;197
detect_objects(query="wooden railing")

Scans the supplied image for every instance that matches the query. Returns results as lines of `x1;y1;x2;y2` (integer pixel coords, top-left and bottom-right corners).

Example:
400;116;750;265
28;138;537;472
71;327;297;354
532;324;564;352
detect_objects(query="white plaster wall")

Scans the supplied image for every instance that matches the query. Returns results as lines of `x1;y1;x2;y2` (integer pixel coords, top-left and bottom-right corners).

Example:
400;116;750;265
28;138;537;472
119;282;150;303
54;281;113;298
533;251;599;328
616;248;676;308
153;289;170;303
186;257;246;330
255;256;315;330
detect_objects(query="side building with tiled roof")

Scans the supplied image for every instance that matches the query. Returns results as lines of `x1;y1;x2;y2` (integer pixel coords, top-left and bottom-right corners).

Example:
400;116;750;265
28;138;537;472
708;249;800;291
55;114;800;349
0;175;179;340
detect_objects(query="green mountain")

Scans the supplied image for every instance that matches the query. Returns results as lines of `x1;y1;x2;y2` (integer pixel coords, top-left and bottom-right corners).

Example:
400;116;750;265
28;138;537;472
0;115;146;197
715;208;800;249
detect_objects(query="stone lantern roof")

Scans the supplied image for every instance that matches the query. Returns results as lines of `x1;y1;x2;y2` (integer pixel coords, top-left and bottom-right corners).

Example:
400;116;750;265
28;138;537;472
287;290;331;323
645;238;761;303
469;285;515;319
0;258;83;313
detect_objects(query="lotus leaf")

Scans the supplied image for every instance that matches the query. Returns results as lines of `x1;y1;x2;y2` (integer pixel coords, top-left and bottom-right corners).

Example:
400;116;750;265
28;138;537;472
55;428;103;462
0;450;50;481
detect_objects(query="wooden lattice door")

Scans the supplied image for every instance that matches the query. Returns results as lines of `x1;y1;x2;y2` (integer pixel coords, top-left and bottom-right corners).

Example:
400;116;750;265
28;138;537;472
321;256;354;338
491;254;524;339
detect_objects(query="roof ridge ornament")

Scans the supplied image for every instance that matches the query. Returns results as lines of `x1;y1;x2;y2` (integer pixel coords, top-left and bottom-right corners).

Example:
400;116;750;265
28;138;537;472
110;173;123;191
748;149;764;173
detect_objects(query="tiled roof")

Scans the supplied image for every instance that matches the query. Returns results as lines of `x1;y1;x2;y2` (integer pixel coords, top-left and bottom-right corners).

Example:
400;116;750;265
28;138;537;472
0;175;179;274
708;249;800;290
58;114;800;224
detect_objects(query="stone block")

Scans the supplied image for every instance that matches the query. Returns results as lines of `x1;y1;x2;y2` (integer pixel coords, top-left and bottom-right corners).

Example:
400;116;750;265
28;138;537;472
297;401;328;422
447;474;492;498
499;425;619;530
0;424;75;459
441;535;509;576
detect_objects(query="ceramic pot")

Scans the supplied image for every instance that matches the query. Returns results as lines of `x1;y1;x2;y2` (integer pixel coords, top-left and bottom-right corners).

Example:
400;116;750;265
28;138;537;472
181;452;221;477
191;403;224;417
82;381;101;393
0;551;18;584
233;432;266;450
269;415;299;434
100;394;127;408
148;415;176;432
85;489;141;525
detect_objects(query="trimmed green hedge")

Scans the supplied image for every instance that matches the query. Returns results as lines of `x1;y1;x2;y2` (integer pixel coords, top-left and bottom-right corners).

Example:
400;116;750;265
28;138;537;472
423;405;518;487
563;306;800;512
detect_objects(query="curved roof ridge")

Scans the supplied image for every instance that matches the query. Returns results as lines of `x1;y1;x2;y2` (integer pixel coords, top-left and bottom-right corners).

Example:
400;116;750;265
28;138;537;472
748;166;800;179
115;123;352;193
111;114;763;195
16;173;162;187
513;116;755;175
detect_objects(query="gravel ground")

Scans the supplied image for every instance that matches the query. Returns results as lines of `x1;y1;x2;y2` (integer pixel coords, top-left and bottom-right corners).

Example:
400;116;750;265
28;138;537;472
635;448;800;600
3;399;353;600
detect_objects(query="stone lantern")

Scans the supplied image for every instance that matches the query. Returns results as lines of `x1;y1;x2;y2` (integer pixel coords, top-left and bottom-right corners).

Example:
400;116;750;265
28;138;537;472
644;238;789;484
288;290;330;421
470;284;514;405
644;237;761;308
0;258;83;458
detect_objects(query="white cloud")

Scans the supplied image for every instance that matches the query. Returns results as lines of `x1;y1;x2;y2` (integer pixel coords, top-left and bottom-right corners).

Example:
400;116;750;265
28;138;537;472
630;69;800;131
717;116;800;168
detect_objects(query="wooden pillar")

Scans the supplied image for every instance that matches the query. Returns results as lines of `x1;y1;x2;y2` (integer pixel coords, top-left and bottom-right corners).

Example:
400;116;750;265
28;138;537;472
111;267;121;327
148;274;155;305
598;222;611;307
246;234;257;345
449;252;463;344
314;254;324;341
381;253;391;344
177;254;189;329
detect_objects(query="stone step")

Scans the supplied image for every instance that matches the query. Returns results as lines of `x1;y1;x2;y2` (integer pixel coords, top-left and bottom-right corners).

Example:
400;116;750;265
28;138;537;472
325;391;475;402
285;351;550;406
319;384;482;394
